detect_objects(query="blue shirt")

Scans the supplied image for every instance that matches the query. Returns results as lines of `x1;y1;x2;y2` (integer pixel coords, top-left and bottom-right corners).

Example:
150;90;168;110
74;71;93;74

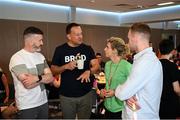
115;47;163;119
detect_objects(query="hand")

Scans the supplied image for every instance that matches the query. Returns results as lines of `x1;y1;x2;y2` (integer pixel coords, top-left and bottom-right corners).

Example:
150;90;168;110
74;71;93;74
105;89;115;97
126;96;141;111
64;61;77;70
96;89;101;95
76;70;90;83
99;89;106;98
3;96;9;103
21;74;38;88
53;75;61;88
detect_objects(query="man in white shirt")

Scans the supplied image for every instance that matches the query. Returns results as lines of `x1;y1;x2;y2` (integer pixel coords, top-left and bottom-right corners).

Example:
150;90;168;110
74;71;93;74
115;23;163;119
9;26;53;119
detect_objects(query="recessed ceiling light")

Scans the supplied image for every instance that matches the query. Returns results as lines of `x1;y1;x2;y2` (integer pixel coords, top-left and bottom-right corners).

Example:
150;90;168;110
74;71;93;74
137;5;143;8
89;0;95;3
158;2;174;6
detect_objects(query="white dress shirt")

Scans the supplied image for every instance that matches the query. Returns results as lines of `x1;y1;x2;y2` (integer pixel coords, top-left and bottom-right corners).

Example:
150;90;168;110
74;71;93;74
115;47;163;119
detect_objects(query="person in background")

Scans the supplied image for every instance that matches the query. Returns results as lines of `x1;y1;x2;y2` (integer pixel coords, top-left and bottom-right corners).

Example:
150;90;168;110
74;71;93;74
51;23;99;119
45;61;61;99
45;74;61;99
0;67;10;118
159;39;180;119
9;26;53;119
96;53;105;72
173;44;180;68
0;67;9;104
115;23;163;119
100;37;132;119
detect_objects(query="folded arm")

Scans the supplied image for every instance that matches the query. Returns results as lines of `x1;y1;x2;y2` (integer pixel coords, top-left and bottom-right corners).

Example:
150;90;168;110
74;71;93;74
115;59;155;100
17;67;53;89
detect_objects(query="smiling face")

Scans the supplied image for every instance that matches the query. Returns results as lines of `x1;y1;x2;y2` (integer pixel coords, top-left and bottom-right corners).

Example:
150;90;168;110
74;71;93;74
31;34;43;52
67;26;83;46
25;34;43;52
23;27;44;53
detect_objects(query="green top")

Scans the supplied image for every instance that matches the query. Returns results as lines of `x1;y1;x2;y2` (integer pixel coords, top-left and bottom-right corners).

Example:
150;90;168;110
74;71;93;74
104;59;132;112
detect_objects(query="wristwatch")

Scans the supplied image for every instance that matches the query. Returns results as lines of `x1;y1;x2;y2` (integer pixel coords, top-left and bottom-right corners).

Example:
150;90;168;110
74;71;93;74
36;75;42;83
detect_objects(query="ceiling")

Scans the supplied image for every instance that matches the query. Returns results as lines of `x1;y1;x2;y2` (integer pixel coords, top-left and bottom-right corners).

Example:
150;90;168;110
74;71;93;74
24;0;180;12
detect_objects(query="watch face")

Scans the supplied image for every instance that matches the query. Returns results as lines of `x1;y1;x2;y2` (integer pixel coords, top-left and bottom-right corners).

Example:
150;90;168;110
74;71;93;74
37;75;42;83
38;75;42;80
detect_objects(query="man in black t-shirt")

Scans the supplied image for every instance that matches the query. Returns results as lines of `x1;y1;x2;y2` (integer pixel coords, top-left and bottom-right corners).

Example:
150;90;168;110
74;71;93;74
51;23;99;119
159;39;180;119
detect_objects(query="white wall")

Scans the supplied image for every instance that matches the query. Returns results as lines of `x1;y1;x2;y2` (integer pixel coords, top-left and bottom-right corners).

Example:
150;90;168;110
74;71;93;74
0;0;179;29
76;8;120;26
147;22;179;30
0;0;69;23
119;5;180;24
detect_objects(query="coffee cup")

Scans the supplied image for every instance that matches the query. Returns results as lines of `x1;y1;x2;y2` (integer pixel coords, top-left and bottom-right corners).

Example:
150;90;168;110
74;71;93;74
77;59;84;69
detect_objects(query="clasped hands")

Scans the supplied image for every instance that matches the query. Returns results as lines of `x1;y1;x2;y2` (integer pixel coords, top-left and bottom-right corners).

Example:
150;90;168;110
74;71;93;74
100;89;115;98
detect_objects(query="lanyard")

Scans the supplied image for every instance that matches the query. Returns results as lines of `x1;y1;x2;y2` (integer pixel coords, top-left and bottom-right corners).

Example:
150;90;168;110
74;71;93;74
107;60;120;88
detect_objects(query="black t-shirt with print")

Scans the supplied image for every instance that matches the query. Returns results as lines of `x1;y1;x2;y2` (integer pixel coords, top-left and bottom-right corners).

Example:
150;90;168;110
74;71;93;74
51;43;95;97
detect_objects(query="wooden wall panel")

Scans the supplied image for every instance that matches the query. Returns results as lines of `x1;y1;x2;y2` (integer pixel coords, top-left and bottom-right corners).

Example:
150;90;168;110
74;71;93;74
0;20;19;81
82;25;111;58
47;23;67;61
82;25;129;61
0;19;179;82
151;29;163;52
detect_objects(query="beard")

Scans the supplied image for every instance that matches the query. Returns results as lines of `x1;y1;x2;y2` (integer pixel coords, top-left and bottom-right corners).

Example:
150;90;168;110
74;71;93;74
32;44;41;52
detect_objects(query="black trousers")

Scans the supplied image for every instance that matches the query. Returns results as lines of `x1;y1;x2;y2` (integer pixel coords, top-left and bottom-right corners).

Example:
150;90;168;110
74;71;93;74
16;103;48;119
105;108;122;119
